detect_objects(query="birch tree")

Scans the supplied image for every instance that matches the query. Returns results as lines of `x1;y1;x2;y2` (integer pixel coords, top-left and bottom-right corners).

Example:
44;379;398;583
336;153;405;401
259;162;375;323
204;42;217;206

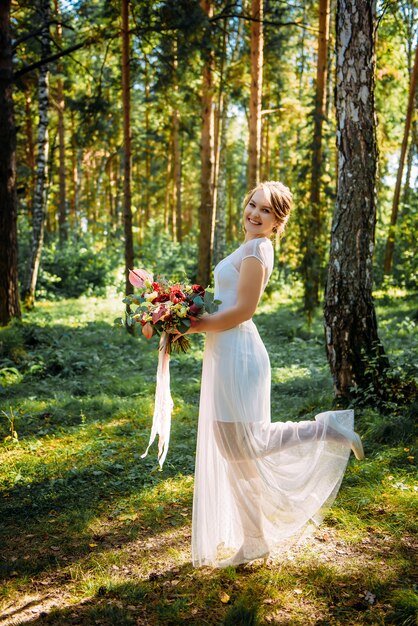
23;0;51;308
324;0;388;398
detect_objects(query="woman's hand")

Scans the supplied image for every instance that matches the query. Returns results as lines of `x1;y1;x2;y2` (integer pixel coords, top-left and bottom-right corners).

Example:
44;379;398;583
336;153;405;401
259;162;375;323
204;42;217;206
172;316;201;343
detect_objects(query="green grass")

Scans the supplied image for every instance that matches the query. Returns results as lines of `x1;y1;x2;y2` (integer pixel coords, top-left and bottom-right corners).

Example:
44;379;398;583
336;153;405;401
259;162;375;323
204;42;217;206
0;288;417;625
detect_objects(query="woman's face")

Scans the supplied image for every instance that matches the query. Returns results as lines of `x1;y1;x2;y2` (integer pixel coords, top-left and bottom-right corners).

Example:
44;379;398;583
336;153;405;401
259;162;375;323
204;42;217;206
243;188;278;240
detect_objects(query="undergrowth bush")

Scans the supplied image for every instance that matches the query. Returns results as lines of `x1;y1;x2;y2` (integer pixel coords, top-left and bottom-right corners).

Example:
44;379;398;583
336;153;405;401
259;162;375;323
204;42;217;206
18;222;121;299
135;221;199;281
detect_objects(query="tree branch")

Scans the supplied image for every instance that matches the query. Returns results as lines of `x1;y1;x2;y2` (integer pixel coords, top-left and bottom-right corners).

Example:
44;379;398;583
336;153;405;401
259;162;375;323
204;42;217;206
13;35;101;80
13;20;74;49
209;12;317;32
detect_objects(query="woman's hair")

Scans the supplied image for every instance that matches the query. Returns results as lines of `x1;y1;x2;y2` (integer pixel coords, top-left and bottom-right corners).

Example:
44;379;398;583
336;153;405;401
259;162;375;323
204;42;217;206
243;180;293;235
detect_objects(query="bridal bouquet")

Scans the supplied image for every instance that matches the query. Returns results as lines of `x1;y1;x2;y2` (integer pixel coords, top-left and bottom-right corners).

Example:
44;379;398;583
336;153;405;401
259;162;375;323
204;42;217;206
122;268;219;469
124;269;219;353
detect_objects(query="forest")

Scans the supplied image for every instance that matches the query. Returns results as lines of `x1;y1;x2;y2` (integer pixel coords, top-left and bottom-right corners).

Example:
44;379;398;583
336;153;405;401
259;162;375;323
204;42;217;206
0;0;417;625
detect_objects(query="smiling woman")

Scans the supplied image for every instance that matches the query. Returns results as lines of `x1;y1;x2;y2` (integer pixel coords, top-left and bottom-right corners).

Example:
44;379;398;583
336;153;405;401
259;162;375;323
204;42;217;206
176;180;365;568
243;182;291;240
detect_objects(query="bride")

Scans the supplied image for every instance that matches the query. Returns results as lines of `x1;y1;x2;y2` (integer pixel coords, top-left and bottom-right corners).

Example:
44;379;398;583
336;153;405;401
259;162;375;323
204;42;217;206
178;180;364;568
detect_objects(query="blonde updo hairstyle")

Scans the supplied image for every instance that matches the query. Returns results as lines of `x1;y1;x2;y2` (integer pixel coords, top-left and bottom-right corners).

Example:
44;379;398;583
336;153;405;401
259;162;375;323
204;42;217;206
243;180;293;237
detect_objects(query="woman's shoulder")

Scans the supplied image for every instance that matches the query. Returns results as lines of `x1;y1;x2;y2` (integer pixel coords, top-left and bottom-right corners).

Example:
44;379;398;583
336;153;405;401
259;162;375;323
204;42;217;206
241;237;273;255
240;237;274;269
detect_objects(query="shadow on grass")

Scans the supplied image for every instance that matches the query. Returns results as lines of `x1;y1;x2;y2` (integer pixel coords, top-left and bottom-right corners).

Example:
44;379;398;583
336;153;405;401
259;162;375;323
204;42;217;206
0;410;197;584
5;548;417;626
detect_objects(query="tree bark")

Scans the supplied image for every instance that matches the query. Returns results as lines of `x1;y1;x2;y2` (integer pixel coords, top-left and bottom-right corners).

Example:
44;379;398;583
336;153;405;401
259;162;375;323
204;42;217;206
144;55;151;226
0;0;21;325
324;0;388;398
214;14;244;265
23;0;51;308
383;42;418;275
54;0;67;242
23;80;36;216
303;0;330;317
172;39;182;243
248;0;263;188
121;0;134;297
197;0;215;287
212;21;227;267
70;110;78;230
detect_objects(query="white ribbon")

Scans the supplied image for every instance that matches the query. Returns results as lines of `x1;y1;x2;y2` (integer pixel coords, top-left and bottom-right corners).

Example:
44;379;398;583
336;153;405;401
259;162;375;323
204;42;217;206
141;332;174;469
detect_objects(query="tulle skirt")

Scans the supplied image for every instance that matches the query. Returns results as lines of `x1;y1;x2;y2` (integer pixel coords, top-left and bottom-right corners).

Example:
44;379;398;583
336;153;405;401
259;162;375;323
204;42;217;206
191;320;353;567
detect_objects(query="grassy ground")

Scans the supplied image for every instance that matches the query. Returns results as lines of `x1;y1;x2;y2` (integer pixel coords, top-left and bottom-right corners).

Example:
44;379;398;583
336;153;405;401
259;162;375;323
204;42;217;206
0;288;417;626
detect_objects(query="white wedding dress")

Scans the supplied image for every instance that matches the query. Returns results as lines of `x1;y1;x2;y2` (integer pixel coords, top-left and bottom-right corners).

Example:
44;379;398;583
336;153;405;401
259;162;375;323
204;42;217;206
192;237;355;567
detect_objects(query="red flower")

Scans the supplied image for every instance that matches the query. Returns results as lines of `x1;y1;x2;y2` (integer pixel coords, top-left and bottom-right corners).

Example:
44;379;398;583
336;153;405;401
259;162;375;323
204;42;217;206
170;284;186;304
189;303;201;315
152;282;162;292
192;284;205;296
152;293;170;303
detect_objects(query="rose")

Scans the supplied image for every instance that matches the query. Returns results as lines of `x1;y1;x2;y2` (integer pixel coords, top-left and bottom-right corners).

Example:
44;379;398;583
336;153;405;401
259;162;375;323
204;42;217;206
129;268;153;289
192;284;205;296
142;322;154;339
189;303;201;315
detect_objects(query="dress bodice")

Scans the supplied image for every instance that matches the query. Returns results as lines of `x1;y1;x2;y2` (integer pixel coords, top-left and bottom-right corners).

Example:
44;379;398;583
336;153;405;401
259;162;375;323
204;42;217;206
214;237;274;311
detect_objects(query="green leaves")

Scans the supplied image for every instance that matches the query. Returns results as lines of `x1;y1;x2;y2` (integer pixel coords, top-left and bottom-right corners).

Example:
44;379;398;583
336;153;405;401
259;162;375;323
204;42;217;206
192;295;204;307
203;289;220;314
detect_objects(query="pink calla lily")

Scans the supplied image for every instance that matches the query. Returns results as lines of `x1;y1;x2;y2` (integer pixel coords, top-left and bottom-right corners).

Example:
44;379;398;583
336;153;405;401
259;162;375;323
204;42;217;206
129;268;153;289
152;305;168;324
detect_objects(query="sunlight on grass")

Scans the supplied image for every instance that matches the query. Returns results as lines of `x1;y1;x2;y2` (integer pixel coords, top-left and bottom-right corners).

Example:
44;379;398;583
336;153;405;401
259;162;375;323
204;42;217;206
0;291;417;625
31;296;124;326
272;364;315;383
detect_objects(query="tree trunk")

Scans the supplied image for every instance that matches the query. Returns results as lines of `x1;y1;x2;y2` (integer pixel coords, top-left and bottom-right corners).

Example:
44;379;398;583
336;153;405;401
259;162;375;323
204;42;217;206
54;0;67;242
324;0;388;399
197;0;215;287
248;0;263;188
164;151;171;234
212;21;227;267
170;131;177;238
261;105;271;181
144;55;151;225
23;80;35;216
302;0;330;317
69;110;78;230
383;42;418;275
121;0;134;298
172;39;182;243
23;0;50;308
0;0;21;325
